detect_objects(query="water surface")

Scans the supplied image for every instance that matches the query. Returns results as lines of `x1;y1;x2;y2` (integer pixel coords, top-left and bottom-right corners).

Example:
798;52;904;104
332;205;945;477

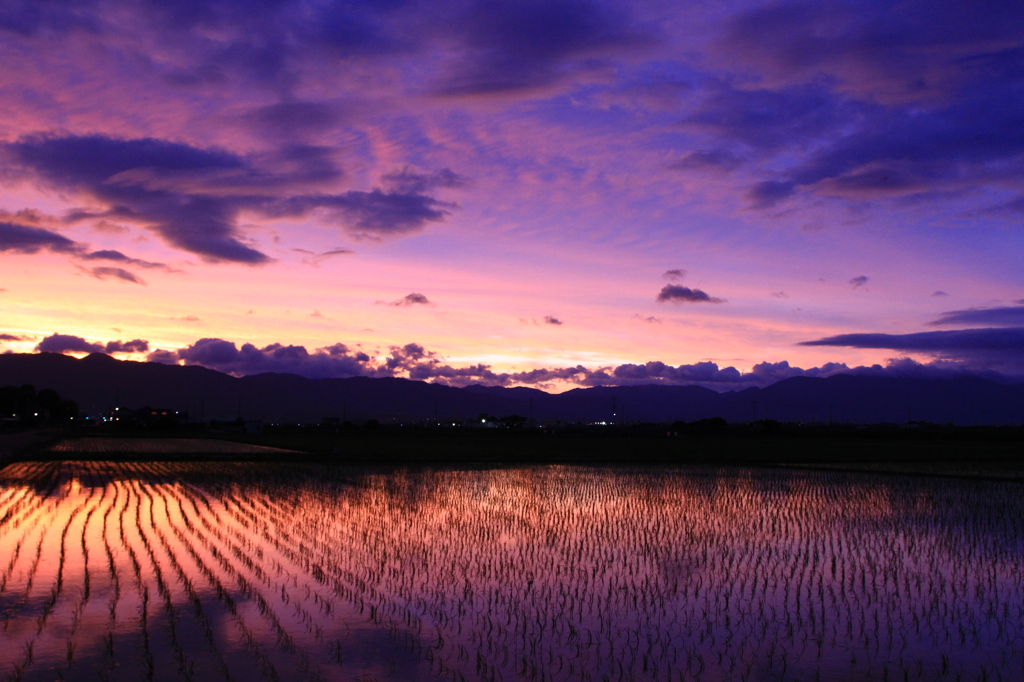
0;461;1021;680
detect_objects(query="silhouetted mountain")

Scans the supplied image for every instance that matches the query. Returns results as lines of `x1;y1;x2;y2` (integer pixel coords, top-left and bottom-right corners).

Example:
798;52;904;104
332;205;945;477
2;353;1023;425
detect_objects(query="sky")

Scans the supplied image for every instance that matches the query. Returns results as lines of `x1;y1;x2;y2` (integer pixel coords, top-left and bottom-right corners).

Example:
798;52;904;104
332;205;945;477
1;0;1023;390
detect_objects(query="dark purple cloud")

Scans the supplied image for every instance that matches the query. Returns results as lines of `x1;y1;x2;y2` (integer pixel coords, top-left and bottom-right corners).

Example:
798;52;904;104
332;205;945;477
382;292;432;307
435;0;651;95
169;337;379;378
0;0;651;96
929;305;1024;327
7;134;270;264
0;221;77;254
662;269;685;280
0;333;27;342
849;276;869;288
656;284;725;304
0;219;166;283
802;328;1024;352
87;267;145;285
0;0;101;37
801;327;1024;372
275;190;454;236
381;167;467;194
684;84;849;153
544;316;562;325
681;1;1024;213
104;339;149;353
5;134;461;261
720;0;1024;94
36;333;148;355
80;249;169;270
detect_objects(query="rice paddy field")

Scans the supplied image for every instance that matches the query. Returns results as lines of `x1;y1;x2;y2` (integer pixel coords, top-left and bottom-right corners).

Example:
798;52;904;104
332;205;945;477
0;460;1022;681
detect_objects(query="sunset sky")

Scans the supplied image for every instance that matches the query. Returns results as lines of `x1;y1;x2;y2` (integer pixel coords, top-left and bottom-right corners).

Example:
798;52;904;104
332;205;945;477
1;0;1022;390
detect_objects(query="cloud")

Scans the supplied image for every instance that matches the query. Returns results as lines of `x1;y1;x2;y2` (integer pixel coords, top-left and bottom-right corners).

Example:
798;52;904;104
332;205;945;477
104;338;149;353
718;0;1024;99
435;0;652;95
668;151;741;172
771;291;789;299
7;134;271;264
246;101;344;136
6;134;461;262
682;1;1024;215
932;291;949;297
381;293;433;307
165;337;380;378
656;284;725;304
0;0;654;97
800;327;1024;371
276;190;455;236
801;328;1024;351
37;335;87;354
849;275;869;288
544;315;563;325
381;167;468;194
929;305;1024;327
0;221;77;254
35;333;148;355
293;247;353;266
747;180;797;209
0;220;171;284
685;83;848;152
0;333;28;342
662;269;686;281
633;314;661;323
79;249;170;270
87;266;145;285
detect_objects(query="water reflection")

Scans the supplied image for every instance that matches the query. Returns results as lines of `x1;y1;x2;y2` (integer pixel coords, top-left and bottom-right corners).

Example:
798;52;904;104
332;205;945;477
0;461;1021;680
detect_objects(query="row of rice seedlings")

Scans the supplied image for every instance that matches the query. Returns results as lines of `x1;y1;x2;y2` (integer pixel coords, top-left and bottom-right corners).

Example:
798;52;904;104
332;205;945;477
125;473;196;681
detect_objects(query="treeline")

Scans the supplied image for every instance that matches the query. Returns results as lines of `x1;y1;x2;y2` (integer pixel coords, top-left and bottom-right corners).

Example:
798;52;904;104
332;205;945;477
0;385;79;426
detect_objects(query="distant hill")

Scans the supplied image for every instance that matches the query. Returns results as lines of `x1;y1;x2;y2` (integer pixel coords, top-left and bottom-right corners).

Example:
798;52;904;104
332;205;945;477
1;352;1023;425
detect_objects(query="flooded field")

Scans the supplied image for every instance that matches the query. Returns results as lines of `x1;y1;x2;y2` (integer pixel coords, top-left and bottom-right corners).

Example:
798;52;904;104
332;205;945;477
0;461;1022;681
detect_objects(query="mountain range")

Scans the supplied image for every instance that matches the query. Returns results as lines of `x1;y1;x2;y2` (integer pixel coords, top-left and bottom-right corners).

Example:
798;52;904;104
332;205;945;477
1;352;1023;425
